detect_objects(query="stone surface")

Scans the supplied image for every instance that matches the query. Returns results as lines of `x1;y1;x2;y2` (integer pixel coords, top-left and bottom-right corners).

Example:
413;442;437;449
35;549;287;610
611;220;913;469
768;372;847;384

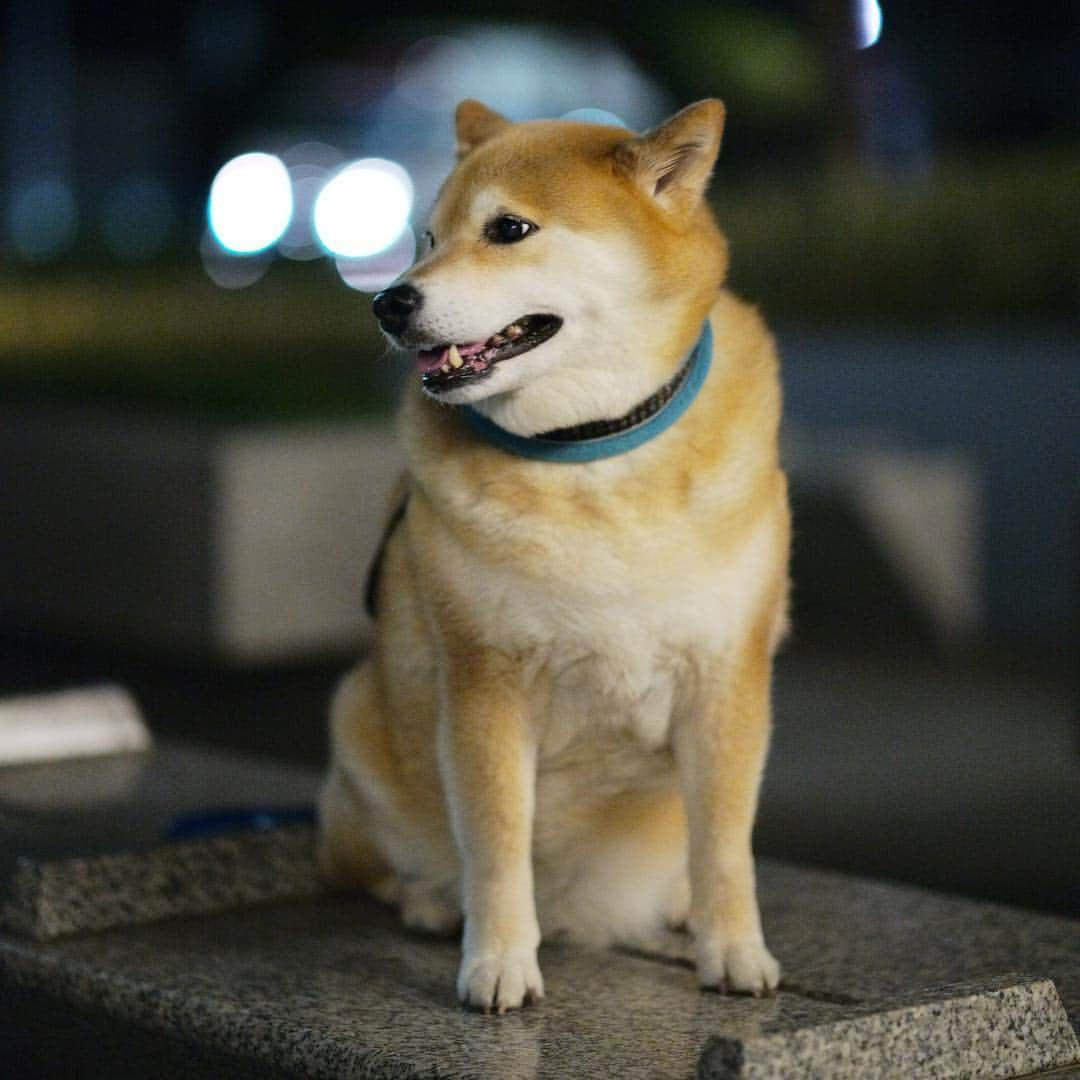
0;740;322;941
0;897;1076;1079
0;740;319;884
701;975;1075;1079
1;743;1078;1077
2;825;321;940
1;839;1078;1077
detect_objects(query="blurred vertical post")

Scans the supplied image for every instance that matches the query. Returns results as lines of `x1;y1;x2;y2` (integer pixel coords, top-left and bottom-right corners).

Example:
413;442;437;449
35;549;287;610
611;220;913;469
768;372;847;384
3;0;76;259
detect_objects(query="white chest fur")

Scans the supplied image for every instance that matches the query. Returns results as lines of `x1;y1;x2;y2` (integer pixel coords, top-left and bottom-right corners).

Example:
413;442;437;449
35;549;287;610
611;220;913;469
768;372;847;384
534;613;679;755
429;502;779;758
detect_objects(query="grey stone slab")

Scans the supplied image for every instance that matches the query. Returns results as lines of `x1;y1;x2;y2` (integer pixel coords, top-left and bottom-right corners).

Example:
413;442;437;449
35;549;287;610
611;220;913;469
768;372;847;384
756;861;1080;1020
1;744;1078;1077
1;842;1078;1077
0;739;324;938
0;740;319;883
0;901;833;1080
2;825;321;940
0;739;322;942
701;976;1075;1079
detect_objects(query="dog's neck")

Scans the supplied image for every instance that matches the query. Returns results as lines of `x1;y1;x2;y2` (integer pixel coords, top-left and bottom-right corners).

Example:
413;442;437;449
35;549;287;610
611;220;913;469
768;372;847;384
461;321;712;463
465;315;708;439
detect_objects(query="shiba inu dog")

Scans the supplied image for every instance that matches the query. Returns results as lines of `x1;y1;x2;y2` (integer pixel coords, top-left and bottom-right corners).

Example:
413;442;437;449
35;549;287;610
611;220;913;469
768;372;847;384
318;98;789;1013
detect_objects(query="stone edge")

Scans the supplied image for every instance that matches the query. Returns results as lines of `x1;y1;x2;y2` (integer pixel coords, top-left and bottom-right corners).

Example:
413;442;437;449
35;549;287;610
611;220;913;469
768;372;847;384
700;974;1080;1079
1;825;323;940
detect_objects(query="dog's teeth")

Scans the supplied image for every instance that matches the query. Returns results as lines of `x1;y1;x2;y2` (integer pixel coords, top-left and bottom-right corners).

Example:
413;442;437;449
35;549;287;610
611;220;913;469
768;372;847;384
448;344;464;369
440;363;451;373
490;333;507;345
505;324;523;339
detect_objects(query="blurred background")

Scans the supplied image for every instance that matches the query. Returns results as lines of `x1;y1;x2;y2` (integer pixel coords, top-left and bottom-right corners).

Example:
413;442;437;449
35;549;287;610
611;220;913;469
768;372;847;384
1;2;1076;914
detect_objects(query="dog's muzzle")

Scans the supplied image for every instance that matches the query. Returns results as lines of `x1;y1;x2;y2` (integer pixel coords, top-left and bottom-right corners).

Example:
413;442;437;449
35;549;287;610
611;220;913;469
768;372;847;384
372;283;422;337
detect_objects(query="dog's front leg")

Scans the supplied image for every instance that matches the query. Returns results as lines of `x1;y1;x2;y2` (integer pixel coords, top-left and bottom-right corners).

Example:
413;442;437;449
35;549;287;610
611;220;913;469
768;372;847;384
674;636;780;996
438;653;543;1013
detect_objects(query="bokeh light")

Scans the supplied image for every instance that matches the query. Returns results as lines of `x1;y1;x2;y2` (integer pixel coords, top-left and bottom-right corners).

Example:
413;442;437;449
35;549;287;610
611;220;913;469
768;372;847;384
854;0;884;49
101;175;176;261
312;159;413;259
280;141;344;174
393;35;485;114
278;143;344;261
373;27;671;217
207;152;293;254
199;229;273;289
334;226;417;293
278;168;329;261
561;108;629;128
8;178;78;262
391;28;668;127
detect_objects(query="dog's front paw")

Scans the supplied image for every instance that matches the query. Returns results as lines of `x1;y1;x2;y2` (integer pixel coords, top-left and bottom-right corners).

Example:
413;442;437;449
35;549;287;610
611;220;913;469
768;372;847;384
696;936;780;997
457;949;544;1014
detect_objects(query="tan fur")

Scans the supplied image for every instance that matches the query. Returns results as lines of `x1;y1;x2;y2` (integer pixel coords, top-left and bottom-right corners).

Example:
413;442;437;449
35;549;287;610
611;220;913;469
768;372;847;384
319;100;789;1012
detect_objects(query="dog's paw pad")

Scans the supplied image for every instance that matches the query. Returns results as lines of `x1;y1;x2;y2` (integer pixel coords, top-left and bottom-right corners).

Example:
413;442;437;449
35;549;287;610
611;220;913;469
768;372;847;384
698;938;780;996
458;951;544;1013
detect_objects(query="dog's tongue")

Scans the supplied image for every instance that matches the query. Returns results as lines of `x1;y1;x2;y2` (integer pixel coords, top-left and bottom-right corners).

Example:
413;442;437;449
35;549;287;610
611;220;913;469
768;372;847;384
415;348;448;375
415;340;487;376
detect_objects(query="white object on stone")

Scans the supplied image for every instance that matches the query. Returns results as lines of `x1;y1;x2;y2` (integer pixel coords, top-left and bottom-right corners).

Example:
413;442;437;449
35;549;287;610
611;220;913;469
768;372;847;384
0;685;151;766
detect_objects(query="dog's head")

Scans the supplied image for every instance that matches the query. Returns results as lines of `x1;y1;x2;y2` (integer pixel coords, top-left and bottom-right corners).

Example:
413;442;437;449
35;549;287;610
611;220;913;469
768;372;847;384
374;100;728;435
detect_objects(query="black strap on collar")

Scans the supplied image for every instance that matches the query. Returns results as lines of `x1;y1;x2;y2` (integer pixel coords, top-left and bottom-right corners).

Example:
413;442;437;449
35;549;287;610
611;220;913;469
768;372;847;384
533;355;694;443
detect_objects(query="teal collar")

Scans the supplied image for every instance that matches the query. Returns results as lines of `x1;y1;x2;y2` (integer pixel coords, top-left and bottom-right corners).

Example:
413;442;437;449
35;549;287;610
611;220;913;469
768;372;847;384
462;320;712;463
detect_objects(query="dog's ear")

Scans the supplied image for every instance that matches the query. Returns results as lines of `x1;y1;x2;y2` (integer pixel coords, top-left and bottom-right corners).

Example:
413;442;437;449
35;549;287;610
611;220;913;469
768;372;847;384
455;100;510;158
615;99;725;218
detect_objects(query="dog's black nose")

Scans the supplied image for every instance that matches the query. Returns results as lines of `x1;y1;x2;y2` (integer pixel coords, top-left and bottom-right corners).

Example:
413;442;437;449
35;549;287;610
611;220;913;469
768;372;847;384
372;284;422;336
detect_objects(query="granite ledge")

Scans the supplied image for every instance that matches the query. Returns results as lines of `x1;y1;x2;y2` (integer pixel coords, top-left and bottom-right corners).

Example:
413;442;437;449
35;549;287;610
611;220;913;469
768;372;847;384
1;824;321;941
2;886;1079;1079
2;823;1079;1078
701;975;1079;1079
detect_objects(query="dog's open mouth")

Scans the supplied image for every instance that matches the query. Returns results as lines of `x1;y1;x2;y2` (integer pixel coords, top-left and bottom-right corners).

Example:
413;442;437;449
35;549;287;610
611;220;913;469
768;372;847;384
416;315;562;394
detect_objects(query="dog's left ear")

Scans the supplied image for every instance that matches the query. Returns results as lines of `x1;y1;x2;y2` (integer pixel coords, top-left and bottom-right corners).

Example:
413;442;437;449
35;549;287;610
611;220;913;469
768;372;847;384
455;100;510;158
615;99;725;218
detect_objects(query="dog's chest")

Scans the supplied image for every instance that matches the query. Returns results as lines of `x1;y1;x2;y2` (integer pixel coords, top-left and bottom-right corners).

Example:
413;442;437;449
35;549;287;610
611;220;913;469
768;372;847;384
426;461;780;751
535;614;679;754
491;552;742;756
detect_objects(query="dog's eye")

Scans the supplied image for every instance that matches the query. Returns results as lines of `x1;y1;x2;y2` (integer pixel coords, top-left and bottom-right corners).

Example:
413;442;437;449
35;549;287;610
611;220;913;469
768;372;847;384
422;230;436;252
484;215;537;245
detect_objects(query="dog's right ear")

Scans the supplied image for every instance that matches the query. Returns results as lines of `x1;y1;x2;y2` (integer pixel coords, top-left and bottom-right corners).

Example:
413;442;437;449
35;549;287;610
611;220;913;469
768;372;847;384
614;99;725;219
455;100;510;159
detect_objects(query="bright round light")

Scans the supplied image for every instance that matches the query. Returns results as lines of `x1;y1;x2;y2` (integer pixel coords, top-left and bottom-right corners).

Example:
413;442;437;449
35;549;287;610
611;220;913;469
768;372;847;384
854;0;883;49
335;226;417;293
313;159;413;258
207;152;293;254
